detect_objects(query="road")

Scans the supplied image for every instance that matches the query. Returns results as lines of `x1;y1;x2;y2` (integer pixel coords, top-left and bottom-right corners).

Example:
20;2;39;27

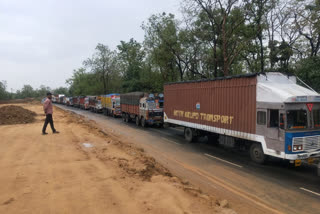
57;105;320;214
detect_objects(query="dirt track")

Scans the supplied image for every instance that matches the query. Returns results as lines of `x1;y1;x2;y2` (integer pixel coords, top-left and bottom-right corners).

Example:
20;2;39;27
0;103;234;214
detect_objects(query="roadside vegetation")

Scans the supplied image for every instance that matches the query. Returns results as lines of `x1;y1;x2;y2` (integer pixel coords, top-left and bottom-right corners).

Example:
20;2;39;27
1;0;320;99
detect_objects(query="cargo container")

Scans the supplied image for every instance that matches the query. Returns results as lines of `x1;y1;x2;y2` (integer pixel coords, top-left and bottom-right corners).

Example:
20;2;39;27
164;72;320;166
121;92;164;127
102;94;121;117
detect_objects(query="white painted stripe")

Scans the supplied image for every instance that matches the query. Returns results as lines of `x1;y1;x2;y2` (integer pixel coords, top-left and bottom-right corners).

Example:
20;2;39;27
300;187;320;197
161;137;182;146
204;153;243;168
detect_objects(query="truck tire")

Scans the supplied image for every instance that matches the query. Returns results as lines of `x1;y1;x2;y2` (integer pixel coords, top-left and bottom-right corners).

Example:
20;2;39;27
122;114;126;122
184;128;195;143
135;117;140;126
250;143;266;164
141;117;147;127
125;114;130;123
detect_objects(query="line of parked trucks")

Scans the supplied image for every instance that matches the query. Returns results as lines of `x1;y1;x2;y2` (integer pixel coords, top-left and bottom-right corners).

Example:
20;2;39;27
52;92;164;127
53;72;320;175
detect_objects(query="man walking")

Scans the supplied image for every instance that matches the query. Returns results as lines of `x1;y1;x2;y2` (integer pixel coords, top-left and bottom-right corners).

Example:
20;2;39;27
42;92;59;135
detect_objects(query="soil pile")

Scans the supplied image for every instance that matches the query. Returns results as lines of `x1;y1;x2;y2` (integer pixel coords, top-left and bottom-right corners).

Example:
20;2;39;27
0;105;37;125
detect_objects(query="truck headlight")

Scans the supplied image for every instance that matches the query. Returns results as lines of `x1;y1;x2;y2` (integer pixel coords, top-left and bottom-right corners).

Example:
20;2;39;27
293;145;303;151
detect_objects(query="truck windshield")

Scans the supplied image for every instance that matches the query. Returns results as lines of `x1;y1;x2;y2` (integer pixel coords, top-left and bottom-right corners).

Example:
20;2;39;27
313;109;320;128
287;110;307;129
147;102;156;110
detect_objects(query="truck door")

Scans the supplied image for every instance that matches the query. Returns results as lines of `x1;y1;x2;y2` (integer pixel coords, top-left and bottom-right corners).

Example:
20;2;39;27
266;109;279;140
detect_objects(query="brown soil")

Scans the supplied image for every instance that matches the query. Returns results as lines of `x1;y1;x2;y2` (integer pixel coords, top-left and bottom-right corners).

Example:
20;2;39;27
0;103;236;214
0;105;37;125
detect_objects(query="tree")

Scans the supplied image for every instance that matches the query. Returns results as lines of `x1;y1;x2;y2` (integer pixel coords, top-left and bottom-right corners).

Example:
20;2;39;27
0;81;8;100
53;87;69;96
117;38;146;92
188;0;252;76
20;85;34;98
294;0;320;57
83;44;117;94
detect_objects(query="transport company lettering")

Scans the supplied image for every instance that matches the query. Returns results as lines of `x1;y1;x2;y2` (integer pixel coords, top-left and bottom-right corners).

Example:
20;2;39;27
173;110;234;125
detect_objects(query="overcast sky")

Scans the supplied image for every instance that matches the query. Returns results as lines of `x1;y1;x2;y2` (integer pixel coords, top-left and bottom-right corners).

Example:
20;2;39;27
0;0;181;92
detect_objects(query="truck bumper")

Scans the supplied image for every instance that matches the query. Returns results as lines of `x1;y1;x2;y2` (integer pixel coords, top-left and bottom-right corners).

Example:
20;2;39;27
285;150;320;160
146;119;163;125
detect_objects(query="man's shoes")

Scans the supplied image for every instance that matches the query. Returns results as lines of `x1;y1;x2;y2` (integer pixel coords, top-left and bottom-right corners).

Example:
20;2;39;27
53;131;60;134
42;132;48;135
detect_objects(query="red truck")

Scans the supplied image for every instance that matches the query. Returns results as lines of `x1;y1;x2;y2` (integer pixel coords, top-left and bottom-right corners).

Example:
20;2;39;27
73;96;80;108
79;96;86;109
120;92;164;127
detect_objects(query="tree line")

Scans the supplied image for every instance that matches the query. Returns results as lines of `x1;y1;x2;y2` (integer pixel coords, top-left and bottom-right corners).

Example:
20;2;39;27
1;0;320;100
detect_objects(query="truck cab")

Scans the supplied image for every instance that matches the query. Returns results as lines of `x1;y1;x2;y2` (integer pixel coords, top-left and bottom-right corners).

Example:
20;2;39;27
139;94;163;127
255;73;320;164
111;96;121;117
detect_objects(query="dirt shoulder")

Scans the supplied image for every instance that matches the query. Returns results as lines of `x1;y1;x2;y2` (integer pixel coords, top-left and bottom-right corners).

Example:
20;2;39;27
0;103;235;214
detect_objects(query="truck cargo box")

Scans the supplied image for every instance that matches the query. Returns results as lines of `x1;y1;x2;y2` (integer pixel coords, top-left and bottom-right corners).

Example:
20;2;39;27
120;92;146;106
164;74;257;135
120;92;146;115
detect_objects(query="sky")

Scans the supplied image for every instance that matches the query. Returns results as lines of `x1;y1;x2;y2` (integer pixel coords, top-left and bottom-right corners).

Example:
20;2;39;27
0;0;181;92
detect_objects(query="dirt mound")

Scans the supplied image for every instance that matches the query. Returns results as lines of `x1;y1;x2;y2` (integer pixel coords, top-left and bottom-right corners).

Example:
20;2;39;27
0;105;37;125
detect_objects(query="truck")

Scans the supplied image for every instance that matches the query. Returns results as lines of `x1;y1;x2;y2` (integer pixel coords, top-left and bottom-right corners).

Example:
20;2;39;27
52;95;59;103
66;97;73;106
79;96;86;109
84;97;90;110
164;72;320;168
121;92;164;127
88;96;103;113
73;96;80;108
101;94;121;117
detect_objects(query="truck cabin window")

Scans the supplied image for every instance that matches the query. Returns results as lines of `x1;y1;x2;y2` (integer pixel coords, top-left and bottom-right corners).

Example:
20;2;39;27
287;110;307;129
313;109;320;128
269;110;279;128
257;111;266;125
280;113;285;129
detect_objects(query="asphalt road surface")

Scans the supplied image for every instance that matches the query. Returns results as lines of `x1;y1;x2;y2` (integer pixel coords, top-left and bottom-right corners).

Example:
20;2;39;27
56;104;320;214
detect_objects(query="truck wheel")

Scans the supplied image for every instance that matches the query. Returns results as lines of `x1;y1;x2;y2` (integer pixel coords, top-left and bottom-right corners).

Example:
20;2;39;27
125;114;129;123
250;143;266;164
122;114;126;122
141;117;147;127
184;128;194;143
135;117;140;126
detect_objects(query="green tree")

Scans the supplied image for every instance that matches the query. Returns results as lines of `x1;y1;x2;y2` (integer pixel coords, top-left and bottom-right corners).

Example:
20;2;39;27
0;81;8;100
20;85;34;98
84;44;117;94
117;38;146;92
